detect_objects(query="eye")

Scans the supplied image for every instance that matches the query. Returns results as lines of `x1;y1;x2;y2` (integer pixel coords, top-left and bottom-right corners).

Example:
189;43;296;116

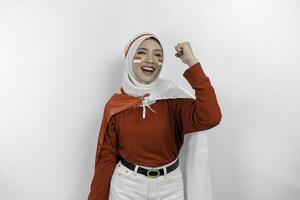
137;51;146;55
155;54;162;57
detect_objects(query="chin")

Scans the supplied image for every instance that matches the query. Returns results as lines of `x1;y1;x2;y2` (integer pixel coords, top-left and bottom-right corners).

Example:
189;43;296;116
141;77;154;84
136;72;159;84
143;79;153;84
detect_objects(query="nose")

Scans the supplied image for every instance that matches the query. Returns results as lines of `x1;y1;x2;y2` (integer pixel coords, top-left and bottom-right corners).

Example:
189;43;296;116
145;52;155;64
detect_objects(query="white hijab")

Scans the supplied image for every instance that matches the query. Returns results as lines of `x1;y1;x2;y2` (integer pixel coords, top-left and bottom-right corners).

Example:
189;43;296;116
121;32;214;200
121;32;194;118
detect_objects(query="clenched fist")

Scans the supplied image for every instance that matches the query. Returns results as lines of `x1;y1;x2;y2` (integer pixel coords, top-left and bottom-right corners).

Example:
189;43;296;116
175;42;199;67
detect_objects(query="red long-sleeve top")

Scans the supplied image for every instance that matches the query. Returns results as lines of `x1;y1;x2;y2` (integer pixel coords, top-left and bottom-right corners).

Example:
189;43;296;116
88;62;222;200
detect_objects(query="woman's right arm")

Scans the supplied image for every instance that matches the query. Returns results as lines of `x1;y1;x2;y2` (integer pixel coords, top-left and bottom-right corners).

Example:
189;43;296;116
87;114;119;200
168;62;222;135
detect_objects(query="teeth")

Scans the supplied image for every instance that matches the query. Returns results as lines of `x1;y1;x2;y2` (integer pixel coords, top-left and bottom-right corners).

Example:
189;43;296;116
142;66;155;72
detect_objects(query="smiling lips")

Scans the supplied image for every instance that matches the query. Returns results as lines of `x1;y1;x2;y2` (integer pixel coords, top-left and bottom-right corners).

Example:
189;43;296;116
142;66;155;72
141;66;155;75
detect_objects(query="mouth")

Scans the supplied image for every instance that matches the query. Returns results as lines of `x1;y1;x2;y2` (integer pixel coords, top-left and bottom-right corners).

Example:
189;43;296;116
141;65;156;76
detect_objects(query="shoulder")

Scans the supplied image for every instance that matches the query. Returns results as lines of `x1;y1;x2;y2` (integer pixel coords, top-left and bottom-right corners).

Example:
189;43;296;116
104;92;133;120
105;93;122;105
104;92;135;111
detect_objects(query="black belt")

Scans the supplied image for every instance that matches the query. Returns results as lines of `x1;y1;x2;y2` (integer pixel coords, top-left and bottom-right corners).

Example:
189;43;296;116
119;156;179;178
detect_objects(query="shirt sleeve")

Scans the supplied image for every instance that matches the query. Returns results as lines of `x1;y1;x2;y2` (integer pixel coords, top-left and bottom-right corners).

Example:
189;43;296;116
168;62;222;135
88;114;119;200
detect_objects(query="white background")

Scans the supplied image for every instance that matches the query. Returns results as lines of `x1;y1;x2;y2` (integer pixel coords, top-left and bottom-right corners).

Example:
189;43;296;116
0;0;299;199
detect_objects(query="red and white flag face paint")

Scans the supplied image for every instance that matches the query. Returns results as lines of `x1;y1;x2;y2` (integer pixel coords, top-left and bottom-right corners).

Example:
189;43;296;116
133;56;142;64
133;56;163;66
158;59;163;66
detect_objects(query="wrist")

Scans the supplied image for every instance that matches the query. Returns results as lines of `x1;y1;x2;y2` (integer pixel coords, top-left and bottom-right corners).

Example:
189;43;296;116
187;57;199;67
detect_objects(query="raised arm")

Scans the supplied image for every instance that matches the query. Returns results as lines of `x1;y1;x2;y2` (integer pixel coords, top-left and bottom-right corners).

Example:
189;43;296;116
169;61;222;134
88;114;119;200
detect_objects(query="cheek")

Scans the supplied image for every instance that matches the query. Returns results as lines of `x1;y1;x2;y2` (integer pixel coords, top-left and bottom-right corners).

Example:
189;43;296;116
154;66;162;76
132;64;141;74
133;56;142;64
157;58;163;66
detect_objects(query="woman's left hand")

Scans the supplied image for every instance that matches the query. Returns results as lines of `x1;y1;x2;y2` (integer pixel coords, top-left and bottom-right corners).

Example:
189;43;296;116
175;42;199;66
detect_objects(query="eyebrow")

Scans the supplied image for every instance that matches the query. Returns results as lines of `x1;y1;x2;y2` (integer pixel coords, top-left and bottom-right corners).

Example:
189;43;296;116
137;47;162;52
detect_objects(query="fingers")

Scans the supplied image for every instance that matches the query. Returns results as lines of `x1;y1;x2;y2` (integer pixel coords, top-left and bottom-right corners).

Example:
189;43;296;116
175;42;189;57
175;44;183;57
175;50;183;57
175;51;182;57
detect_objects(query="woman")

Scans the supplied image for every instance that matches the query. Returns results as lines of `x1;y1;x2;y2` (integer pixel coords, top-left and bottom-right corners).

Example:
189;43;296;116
87;32;222;200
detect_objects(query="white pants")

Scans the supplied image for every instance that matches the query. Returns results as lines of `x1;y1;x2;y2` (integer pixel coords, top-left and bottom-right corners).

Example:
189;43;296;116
109;157;184;200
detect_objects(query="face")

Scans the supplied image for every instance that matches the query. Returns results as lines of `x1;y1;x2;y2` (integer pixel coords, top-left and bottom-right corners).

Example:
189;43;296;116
132;38;164;84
